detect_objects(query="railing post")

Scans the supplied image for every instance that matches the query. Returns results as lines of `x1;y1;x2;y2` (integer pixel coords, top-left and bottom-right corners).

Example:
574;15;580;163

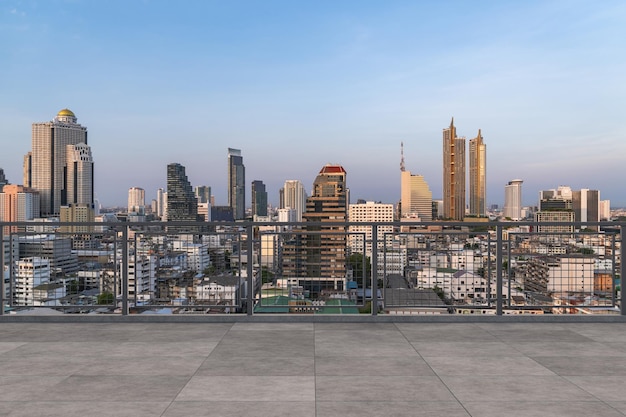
371;225;378;316
496;224;503;316
121;225;129;316
247;223;254;316
619;223;626;316
0;223;4;316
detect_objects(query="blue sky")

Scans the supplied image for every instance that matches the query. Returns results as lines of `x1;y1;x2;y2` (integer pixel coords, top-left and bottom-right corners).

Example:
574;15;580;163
1;0;625;208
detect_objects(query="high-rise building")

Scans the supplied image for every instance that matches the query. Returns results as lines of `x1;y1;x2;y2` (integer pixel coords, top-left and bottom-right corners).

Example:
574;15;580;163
572;189;600;230
0;168;8;191
195;186;211;204
166;163;199;224
24;109;93;217
468;129;486;217
400;171;433;221
156;188;167;220
281;180;307;222
0;185;40;232
128;187;145;215
442;118;465;220
302;164;349;279
503;179;523;220
600;200;611;221
251;180;268;217
348;201;394;258
227;148;245;220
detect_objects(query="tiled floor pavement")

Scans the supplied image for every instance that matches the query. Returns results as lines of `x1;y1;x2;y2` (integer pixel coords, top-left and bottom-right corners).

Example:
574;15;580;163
1;321;626;416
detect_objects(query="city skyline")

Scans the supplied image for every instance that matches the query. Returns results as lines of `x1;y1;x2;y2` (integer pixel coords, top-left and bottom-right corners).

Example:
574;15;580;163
1;1;625;207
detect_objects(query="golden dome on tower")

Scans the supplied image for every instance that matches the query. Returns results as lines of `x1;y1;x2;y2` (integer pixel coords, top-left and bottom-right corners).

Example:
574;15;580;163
57;108;76;118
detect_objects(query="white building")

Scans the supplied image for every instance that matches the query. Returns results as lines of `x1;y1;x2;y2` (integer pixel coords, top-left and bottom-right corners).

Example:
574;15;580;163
14;257;50;305
172;240;210;272
348;201;394;258
281;180;307;222
128;187;146;215
503;179;523;220
548;256;595;295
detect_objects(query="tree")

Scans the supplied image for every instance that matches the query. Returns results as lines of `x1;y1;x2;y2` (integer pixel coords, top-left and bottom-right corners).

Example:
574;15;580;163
97;292;114;305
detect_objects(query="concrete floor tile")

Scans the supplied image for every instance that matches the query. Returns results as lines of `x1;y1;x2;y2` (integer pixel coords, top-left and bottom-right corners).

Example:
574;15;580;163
73;355;206;376
316;401;470;417
177;376;315;401
412;341;519;357
0;401;170;417
511;341;624;356
532;355;626;376
565;376;626;401
463;401;624;417
0;356;92;376
315;355;435;376
197;356;315;376
0;376;67;401
425;355;554;376
164;401;316;416
440;375;596;402
488;329;594;343
0;342;121;358
108;341;219;357
39;375;190;402
231;322;314;331
315;376;456;402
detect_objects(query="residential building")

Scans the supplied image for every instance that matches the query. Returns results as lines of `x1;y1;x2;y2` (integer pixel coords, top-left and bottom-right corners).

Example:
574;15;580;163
24;109;93;217
281;180;307;221
468;129;486;217
128;187;146;215
348;201;394;258
442;118;465;220
0;185;41;231
227;148;245;220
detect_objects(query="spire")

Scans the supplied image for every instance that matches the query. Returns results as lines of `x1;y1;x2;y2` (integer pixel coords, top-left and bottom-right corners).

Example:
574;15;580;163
400;142;405;172
478;128;482;138
450;117;454;127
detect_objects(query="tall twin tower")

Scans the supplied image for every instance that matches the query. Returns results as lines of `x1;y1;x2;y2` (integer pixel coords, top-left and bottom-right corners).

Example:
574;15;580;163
443;118;486;220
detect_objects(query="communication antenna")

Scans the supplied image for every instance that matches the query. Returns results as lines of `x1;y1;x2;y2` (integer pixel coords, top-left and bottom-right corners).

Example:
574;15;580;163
400;142;405;172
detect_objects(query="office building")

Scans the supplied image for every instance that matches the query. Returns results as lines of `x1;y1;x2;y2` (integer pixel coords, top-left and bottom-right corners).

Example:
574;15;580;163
251;180;268;217
281;180;307;221
195;186;211;204
0;168;8;191
24;109;93;217
400;171;433;221
468;129;486;216
156;188;167;220
442;118;465;220
166;163;199;223
572;189;600;230
228;148;245;220
302;164;349;279
128;187;145;215
503;180;523;220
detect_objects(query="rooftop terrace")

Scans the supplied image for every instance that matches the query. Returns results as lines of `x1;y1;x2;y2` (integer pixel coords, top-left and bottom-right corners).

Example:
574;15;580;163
1;317;626;416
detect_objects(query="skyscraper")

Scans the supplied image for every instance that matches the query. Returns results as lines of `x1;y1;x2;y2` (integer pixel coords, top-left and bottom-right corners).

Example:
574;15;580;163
572;189;600;230
302;164;348;279
128;187;145;215
400;171;433;221
442;118;465;220
194;186;211;204
0;168;8;191
503;179;523;220
166;163;199;224
281;180;307;221
24;109;93;217
251;180;268;217
0;185;40;232
156;188;167;220
227;148;245;220
468;129;486;217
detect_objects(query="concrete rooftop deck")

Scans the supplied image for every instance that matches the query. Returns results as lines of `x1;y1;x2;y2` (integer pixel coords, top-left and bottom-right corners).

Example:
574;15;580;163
1;318;626;416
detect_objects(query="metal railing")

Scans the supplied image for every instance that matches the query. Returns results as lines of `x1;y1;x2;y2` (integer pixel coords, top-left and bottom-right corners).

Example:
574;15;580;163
1;220;623;316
